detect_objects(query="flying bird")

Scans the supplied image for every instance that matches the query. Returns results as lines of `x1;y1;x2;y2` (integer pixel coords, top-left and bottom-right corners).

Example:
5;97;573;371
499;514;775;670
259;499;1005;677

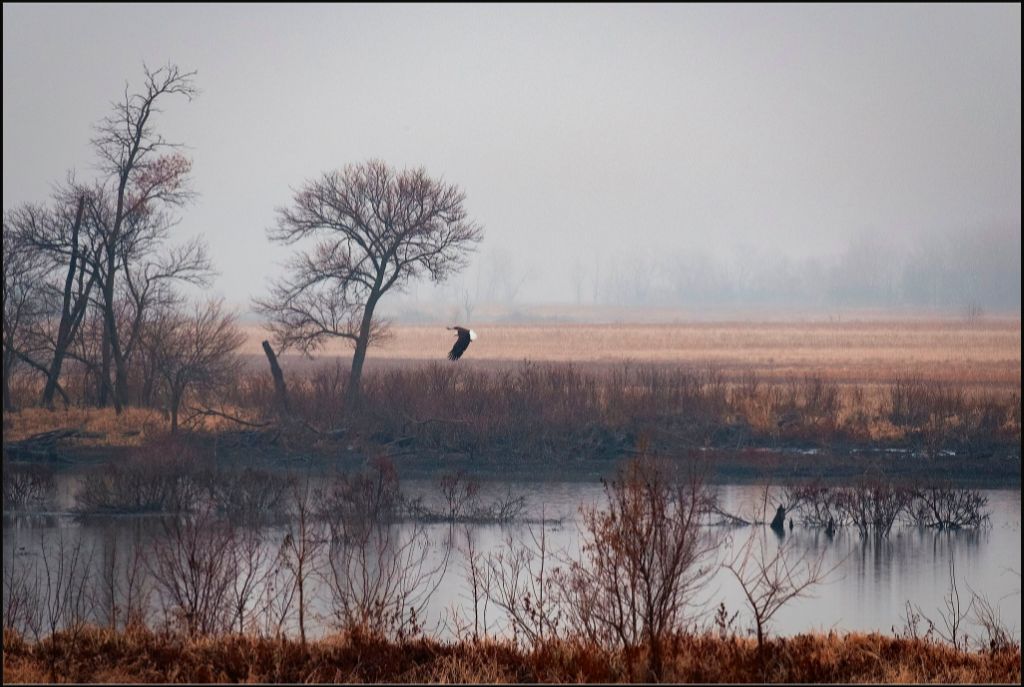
447;326;477;361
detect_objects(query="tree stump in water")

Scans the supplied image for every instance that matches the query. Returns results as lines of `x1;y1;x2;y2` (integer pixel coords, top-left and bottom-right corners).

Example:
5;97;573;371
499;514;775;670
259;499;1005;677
770;505;787;532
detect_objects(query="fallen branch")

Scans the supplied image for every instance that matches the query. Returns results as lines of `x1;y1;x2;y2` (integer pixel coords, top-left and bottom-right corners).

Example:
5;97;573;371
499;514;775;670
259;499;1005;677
184;406;272;429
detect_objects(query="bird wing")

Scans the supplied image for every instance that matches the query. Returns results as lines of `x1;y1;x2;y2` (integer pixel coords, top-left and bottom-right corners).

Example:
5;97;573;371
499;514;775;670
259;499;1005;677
448;329;471;360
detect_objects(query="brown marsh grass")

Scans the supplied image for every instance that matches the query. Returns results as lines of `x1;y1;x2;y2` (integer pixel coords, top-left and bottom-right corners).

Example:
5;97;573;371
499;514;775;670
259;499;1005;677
2;625;1019;683
5;319;1019;471
244;318;1021;388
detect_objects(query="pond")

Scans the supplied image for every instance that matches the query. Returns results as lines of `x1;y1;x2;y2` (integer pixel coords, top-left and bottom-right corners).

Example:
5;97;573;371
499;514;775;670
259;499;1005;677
3;477;1020;644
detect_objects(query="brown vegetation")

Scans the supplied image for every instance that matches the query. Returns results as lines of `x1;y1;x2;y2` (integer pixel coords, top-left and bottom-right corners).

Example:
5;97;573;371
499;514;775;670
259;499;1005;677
4;317;1020;485
2;625;1019;683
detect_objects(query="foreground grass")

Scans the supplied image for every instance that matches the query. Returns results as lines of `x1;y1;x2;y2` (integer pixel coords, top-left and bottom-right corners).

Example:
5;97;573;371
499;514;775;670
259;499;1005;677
3;627;1019;683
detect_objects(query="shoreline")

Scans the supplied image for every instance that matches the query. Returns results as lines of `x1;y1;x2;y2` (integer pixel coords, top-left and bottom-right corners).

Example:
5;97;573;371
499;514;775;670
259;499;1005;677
5;431;1020;487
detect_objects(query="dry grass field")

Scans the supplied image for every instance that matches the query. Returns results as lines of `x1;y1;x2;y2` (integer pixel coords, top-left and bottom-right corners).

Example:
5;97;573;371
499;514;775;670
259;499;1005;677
246;317;1021;389
3;626;1019;684
6;317;1019;477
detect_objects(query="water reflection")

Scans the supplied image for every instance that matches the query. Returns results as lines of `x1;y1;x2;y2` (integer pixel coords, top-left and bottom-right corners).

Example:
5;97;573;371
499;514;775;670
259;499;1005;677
3;481;1020;643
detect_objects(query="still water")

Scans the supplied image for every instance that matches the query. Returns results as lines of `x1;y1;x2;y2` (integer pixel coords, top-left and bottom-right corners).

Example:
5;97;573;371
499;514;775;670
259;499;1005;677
4;479;1020;643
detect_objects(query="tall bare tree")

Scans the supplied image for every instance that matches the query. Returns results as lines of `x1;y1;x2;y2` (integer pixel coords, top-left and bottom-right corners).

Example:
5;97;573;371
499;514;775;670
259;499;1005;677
89;63;198;413
255;159;483;406
7;184;104;408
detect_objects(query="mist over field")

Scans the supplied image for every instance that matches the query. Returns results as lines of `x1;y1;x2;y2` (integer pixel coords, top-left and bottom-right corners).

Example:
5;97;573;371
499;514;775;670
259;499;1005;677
3;5;1021;684
4;3;1020;319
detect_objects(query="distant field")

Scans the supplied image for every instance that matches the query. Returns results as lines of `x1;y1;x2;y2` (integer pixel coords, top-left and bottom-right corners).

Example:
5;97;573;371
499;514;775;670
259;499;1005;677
242;318;1021;389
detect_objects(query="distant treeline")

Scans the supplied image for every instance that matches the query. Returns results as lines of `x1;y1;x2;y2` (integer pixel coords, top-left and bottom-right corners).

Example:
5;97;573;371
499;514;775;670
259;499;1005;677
589;225;1022;312
440;224;1021;313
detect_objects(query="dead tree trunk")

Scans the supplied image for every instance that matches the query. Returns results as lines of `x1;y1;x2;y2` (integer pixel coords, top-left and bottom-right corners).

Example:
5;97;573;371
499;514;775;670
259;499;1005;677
261;340;290;417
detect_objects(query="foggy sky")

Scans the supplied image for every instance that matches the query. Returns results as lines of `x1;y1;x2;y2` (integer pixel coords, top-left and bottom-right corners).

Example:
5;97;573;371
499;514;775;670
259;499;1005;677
3;3;1021;314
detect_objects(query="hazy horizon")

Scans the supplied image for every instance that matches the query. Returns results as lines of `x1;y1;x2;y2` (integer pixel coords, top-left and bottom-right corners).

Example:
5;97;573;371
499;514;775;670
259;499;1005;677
4;3;1020;319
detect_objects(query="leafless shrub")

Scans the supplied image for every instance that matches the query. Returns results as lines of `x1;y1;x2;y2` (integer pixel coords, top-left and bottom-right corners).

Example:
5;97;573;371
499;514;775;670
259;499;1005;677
908;484;990;530
420;472;526;524
34;530;95;642
799;375;841;432
319;463;450;641
206;467;288;525
711;601;741;640
554;457;721;680
148;506;236;637
886;375;929;428
2;465;55;511
226;524;274;635
969;587;1017;653
75;443;204;514
486;511;561;648
278;477;324;645
895;600;935;642
723;529;833;651
318;457;405;538
907;558;974;651
2;542;40;636
255;556;297;641
785;482;844;529
90;528;152;632
933;558;974;651
482;487;527;524
836;477;913;536
454;526;493;641
438;470;480;521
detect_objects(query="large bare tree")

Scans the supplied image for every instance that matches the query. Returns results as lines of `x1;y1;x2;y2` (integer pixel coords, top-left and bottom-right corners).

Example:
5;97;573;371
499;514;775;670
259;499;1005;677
256;159;483;406
89;63;198;413
7;183;105;408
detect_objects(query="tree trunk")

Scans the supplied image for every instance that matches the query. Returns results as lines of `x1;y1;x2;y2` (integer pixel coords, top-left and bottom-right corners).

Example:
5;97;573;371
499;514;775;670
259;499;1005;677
99;324;111;407
101;242;127;414
42;352;68;408
346;334;370;409
170;393;180;434
42;196;87;409
345;291;381;409
647;635;663;682
261;340;290;417
2;352;13;412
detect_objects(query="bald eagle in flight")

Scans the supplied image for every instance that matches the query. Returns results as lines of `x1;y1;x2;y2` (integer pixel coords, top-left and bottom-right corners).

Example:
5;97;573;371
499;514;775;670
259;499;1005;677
447;326;477;361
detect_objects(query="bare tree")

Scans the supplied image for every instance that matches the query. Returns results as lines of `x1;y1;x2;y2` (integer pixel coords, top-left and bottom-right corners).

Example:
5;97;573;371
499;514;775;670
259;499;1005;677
2;215;49;410
723;529;832;651
143;299;244;433
255;159;483;406
89;63;199;412
120;235;213;405
555;457;720;680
